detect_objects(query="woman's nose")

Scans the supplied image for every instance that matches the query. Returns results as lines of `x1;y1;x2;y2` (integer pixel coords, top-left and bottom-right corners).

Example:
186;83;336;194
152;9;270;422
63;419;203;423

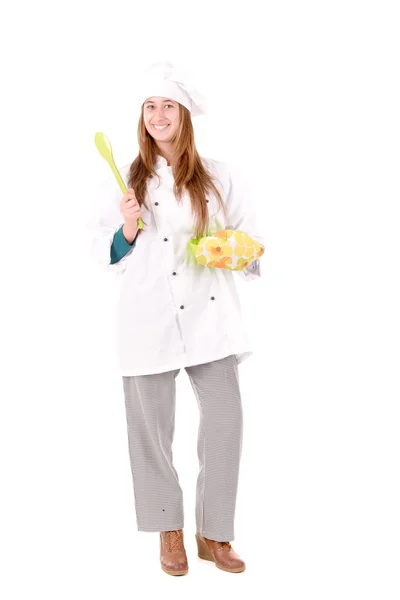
154;109;166;119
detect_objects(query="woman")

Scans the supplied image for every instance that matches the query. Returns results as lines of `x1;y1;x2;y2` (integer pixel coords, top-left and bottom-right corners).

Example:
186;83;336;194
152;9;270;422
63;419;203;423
88;61;265;576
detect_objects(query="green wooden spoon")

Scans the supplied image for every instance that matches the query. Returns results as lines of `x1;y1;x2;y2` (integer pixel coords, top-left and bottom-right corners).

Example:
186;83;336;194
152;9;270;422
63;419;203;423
94;132;144;229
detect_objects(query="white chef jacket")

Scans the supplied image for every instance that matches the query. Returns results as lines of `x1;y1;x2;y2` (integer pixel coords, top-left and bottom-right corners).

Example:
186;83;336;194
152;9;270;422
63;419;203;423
87;154;265;376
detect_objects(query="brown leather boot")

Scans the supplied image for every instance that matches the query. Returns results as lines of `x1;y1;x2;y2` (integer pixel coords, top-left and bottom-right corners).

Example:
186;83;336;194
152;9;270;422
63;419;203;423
195;532;246;573
160;529;188;576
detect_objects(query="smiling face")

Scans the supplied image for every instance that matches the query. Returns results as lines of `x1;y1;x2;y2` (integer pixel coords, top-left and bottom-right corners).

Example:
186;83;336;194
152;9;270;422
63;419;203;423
143;97;180;142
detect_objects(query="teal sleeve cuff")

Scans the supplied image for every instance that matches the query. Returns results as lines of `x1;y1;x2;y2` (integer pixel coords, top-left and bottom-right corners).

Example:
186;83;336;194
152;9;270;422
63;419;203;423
110;226;137;264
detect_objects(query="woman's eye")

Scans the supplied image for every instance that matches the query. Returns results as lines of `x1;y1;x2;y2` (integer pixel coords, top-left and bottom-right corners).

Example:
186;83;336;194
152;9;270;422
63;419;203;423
147;104;173;109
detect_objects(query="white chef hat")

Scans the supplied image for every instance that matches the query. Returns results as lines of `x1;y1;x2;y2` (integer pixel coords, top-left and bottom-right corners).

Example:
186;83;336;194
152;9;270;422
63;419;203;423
137;61;206;117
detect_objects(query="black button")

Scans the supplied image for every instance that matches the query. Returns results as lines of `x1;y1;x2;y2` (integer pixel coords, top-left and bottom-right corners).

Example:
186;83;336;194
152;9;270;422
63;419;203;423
206;199;209;203
180;305;184;309
211;296;215;300
155;202;159;206
164;237;168;241
172;272;177;276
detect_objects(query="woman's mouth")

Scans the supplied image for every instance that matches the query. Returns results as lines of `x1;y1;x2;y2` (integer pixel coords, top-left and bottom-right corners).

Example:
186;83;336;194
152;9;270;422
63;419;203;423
152;124;170;131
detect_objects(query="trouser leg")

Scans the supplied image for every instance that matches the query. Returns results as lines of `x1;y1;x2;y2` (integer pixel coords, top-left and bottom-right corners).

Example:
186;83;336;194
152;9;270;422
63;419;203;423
185;354;243;542
122;368;183;532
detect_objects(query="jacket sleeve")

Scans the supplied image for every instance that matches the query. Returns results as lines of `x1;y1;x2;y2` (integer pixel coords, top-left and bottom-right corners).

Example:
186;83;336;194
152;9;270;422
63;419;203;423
86;175;136;273
225;162;266;282
111;225;138;264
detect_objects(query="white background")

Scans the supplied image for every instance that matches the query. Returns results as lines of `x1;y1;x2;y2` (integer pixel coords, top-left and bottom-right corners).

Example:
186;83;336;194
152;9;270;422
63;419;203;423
1;0;399;598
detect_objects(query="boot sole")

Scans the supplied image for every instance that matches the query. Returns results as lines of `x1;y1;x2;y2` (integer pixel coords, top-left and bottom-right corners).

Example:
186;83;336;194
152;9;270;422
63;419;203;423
161;565;188;576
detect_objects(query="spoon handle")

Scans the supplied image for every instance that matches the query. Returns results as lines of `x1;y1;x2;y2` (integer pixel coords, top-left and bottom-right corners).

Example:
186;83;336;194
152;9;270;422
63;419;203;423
112;166;145;231
115;171;144;229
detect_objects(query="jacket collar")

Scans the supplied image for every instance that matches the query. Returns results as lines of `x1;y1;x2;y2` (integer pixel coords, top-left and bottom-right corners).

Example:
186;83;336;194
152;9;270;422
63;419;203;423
155;154;170;169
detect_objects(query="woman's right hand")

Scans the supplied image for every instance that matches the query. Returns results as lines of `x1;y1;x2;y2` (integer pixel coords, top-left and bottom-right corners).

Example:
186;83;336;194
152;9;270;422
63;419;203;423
120;188;142;237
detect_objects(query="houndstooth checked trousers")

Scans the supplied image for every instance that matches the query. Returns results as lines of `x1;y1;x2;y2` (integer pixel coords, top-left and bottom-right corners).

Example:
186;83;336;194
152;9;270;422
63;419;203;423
122;354;243;542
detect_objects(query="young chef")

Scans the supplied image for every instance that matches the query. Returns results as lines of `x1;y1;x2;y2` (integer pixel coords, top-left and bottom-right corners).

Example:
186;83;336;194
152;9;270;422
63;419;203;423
87;61;265;576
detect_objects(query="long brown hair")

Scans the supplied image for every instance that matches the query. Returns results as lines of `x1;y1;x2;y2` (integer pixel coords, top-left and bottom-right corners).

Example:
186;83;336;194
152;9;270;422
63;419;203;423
127;103;228;239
